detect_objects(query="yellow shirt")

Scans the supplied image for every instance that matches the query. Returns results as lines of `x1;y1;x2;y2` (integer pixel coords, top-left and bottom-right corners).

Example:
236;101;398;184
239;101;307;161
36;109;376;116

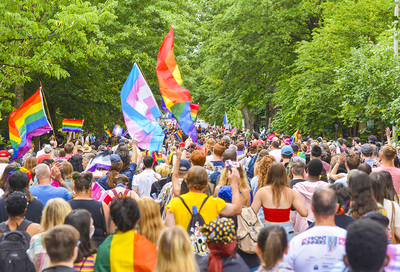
166;192;227;229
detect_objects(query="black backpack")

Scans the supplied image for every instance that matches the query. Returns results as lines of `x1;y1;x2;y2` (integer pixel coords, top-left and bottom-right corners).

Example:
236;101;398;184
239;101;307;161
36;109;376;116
0;220;35;272
179;196;210;256
246;154;258;181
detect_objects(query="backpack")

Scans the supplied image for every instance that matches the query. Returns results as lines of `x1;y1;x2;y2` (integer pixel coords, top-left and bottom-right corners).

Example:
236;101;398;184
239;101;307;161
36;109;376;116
246;154;258;181
110;188;130;200
237;207;264;254
179;196;210;256
0;220;35;272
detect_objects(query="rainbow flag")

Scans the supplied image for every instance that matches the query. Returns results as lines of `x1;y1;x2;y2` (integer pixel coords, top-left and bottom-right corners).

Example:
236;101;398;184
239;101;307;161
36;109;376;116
157;28;197;142
174;131;183;142
230;127;237;137
94;230;157;272
157;153;163;163
204;147;209;156
168;151;174;164
290;130;299;144
9;88;52;160
106;129;112;138
190;103;199;122
62;119;84;133
275;132;281;137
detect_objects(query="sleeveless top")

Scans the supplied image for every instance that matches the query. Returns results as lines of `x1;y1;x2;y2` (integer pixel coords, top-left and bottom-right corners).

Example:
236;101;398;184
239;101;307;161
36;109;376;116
69;199;106;247
262;207;291;223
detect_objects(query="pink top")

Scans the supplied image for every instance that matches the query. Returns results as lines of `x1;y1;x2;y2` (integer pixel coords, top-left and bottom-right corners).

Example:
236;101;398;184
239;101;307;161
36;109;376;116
372;166;400;193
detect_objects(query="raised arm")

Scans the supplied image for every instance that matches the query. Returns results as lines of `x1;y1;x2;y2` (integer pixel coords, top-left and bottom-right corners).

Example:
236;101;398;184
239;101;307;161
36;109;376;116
172;147;183;197
220;167;242;216
130;137;138;164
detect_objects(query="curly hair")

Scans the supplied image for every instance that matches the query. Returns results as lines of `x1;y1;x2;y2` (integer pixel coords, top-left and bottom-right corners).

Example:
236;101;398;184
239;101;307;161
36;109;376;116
348;170;378;218
107;161;123;189
257;155;276;189
118;151;131;172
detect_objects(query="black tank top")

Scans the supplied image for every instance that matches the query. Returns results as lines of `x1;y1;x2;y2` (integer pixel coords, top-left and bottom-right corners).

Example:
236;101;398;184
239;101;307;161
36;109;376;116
69;199;107;247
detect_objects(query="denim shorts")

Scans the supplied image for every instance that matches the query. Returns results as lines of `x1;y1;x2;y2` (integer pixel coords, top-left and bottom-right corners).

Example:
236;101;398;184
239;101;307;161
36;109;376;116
263;221;295;242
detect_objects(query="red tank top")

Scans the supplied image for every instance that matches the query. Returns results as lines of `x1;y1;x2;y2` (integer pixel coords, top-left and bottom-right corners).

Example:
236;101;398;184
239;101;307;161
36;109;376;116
262;207;291;223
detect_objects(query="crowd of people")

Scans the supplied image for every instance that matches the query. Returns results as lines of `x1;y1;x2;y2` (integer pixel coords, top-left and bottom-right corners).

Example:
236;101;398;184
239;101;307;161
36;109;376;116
0;126;399;272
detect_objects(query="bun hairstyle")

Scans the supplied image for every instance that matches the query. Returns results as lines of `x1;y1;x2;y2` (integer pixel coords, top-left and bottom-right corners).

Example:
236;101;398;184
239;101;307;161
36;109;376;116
257;225;287;269
72;172;93;192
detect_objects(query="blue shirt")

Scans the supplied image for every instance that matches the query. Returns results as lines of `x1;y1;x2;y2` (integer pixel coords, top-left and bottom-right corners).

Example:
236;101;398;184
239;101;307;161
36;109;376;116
29;185;72;206
99;162;137;190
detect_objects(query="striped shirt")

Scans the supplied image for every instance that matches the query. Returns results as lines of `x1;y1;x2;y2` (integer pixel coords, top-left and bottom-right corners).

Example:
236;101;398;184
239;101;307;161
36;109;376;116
74;254;96;271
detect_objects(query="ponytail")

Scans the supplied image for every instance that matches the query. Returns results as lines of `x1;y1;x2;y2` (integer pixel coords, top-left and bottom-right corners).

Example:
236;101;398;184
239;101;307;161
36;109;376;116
258;225;287;269
262;232;284;269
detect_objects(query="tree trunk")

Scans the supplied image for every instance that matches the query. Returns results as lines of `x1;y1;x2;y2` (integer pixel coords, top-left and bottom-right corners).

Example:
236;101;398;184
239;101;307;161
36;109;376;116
14;83;24;108
241;107;255;131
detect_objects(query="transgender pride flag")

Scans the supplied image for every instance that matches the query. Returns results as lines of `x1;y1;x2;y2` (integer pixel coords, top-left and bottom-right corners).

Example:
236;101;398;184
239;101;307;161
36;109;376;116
121;63;165;151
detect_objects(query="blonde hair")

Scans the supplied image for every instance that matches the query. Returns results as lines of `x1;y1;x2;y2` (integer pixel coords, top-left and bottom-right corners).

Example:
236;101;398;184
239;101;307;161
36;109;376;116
137;197;165;244
41;198;72;231
219;166;249;191
155;163;171;178
155;226;198;272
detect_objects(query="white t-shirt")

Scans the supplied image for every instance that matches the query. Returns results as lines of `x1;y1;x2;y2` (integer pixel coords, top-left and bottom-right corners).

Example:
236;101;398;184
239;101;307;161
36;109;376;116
269;149;281;163
383;198;400;228
284;226;347;272
132;169;161;197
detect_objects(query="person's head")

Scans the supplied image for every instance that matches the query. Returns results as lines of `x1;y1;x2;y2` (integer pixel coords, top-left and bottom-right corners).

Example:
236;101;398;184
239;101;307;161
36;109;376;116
143;156;154;169
41;198;72;231
178;159;191;177
361;144;373;158
265;163;289;206
116;151;130;171
258;155;276;189
219;165;249;191
307;159;323;178
72;172;93;193
346;152;361;170
107;154;124;189
236;142;245;151
82;153;95;170
311;187;338;218
137;197;165;244
281;145;293;159
368;135;377;145
348;170;378;218
213;143;226;157
5;191;28;217
0;162;18;190
357;163;372;175
155;163;170;178
257;225;288;270
271;141;279;149
35;163;51;183
110;198;140;232
64;142;74;154
291;143;300;154
0;150;9;164
222;149;237;162
382;144;397;161
369;172;386;204
186;166;209;191
189;150;206;167
291;160;305;178
24;156;38;174
113;174;129;187
352;137;361;145
44;225;80;265
155;226;198;272
61;161;73;180
64;209;96;262
311;145;322;158
330;183;352;215
345;219;388;272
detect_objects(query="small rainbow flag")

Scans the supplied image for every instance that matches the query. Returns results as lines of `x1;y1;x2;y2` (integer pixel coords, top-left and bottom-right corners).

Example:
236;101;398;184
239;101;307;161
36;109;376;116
106;129;112;138
275;132;281;137
290;130;299;144
157;153;164;163
204;147;209;156
230;127;237;137
62;119;84;133
174;131;183;142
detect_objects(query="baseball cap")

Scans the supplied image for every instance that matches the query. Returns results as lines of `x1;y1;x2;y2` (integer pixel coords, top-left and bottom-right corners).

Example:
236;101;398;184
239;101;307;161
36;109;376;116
281;145;293;156
179;159;191;172
44;145;52;154
361;144;373;154
110;154;121;163
0;150;9;158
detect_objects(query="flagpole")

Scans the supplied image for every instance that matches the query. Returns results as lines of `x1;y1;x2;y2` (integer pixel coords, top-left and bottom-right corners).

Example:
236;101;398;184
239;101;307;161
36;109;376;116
40;82;56;139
